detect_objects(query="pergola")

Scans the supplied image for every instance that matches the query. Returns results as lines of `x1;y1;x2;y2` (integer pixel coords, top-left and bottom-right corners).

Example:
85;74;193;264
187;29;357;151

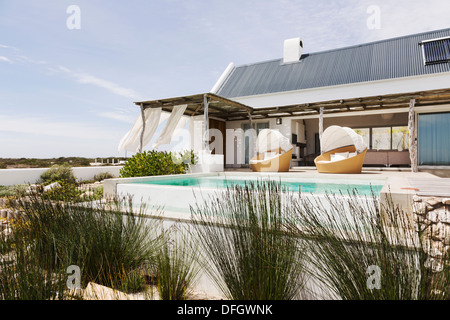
135;88;450;119
131;88;450;171
247;88;450;118
134;93;254;152
136;92;252;120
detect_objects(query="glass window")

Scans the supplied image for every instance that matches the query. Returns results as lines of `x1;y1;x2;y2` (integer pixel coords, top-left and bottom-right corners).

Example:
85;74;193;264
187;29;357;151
392;126;409;151
418;112;450;165
372;127;391;150
354;128;370;149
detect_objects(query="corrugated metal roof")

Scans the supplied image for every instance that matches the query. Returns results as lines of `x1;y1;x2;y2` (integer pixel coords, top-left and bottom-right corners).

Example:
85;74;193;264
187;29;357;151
217;28;450;98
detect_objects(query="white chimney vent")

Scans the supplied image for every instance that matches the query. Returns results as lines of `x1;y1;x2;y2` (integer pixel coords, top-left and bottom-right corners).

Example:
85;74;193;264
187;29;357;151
283;37;303;64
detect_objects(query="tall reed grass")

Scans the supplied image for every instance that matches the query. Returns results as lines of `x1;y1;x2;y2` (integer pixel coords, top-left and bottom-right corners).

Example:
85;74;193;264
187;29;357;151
0;193;163;299
289;189;449;300
190;181;307;300
1;216;79;300
156;226;201;300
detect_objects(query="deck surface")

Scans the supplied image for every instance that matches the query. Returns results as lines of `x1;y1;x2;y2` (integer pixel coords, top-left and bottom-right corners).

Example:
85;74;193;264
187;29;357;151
408;178;450;197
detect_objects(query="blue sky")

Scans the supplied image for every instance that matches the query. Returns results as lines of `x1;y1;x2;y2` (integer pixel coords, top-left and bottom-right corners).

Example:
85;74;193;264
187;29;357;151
1;0;450;158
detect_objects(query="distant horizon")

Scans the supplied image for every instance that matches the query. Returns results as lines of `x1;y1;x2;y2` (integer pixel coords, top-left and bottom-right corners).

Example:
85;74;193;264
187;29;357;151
1;0;450;158
0;155;130;160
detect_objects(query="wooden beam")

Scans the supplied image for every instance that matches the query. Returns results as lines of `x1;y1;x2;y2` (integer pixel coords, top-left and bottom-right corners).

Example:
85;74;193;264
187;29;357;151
319;106;324;147
203;94;209;152
206;92;254;111
190;104;203;117
408;99;418;173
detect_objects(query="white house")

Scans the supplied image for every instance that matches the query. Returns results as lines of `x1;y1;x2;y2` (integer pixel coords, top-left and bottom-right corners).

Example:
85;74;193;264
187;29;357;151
120;28;450;174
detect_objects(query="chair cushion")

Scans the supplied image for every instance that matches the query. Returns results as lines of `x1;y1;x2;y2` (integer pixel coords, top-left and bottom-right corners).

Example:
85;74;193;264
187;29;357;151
330;153;347;162
334;152;349;159
264;152;278;160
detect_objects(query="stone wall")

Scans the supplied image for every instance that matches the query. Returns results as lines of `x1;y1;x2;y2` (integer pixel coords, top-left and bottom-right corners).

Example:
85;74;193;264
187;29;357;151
413;195;450;272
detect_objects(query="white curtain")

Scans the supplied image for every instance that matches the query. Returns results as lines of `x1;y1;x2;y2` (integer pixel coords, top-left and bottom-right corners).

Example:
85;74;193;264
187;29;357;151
118;107;168;153
152;104;188;149
141;108;169;149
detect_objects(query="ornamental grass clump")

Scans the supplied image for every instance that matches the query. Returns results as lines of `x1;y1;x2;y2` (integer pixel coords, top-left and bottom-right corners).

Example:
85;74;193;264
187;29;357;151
156;226;201;300
0;215;81;300
289;190;449;300
8;193;163;292
190;181;307;300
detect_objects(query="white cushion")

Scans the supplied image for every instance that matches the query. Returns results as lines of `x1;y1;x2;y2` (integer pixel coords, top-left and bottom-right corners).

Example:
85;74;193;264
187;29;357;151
334;152;349;159
348;152;357;158
330;154;346;162
264;152;278;160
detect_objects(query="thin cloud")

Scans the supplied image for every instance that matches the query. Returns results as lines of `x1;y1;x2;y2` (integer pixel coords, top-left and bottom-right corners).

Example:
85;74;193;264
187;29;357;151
54;64;143;100
0;56;13;64
0;42;142;101
0;44;19;51
73;72;143;101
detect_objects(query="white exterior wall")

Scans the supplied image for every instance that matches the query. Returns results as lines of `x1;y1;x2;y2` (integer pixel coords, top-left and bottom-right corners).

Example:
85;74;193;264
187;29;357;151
0;166;123;186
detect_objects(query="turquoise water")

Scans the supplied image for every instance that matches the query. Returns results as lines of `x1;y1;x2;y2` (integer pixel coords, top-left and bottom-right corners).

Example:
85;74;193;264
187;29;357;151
132;176;384;196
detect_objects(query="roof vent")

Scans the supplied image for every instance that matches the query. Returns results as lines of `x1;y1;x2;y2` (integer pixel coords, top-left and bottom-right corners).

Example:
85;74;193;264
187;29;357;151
283;37;303;64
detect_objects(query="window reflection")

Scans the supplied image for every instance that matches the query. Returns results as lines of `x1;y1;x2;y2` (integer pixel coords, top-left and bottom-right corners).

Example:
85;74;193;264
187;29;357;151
392;126;409;151
372;127;391;150
353;126;409;150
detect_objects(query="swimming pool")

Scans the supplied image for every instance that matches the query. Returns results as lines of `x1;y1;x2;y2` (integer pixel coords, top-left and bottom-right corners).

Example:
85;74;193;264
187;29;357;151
130;175;384;196
106;172;386;219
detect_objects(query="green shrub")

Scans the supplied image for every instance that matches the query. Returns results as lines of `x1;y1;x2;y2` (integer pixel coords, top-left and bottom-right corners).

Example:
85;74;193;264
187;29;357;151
120;151;187;178
178;149;198;166
93;172;115;181
41;180;82;202
40;163;77;185
0;185;27;198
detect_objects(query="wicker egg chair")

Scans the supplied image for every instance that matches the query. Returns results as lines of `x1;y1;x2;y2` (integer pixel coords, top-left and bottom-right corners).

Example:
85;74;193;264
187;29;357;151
314;126;368;174
250;129;293;172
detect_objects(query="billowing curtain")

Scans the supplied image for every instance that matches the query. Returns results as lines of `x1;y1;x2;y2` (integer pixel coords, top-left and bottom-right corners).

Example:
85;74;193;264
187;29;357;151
152;104;188;149
118;107;166;153
418;112;450;165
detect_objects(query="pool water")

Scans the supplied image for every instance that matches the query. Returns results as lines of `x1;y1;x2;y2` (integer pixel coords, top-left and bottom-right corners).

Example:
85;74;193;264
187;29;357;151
132;176;384;196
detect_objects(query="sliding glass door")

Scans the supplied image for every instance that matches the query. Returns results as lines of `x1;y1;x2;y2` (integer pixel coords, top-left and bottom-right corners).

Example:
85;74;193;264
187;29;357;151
418;112;450;165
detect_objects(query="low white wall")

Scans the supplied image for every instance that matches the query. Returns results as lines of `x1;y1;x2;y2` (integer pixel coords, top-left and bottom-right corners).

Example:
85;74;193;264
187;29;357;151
0;166;123;186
